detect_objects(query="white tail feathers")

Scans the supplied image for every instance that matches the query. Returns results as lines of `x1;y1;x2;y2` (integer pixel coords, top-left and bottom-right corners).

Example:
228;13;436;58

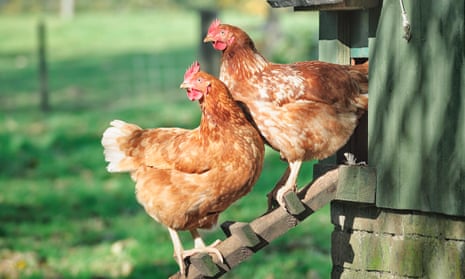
101;120;141;173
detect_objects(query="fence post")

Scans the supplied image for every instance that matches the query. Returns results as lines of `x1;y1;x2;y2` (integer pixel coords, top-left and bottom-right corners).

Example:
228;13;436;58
37;19;50;112
198;9;219;76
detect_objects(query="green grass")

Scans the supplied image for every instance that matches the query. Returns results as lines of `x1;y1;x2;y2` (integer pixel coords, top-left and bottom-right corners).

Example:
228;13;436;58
0;7;330;279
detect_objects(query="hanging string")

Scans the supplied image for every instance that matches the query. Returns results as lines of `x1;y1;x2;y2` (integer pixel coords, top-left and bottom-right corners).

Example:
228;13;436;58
399;0;412;41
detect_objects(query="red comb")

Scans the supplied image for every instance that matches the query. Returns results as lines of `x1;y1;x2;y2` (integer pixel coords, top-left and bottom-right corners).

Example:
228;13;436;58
184;61;200;80
208;18;221;34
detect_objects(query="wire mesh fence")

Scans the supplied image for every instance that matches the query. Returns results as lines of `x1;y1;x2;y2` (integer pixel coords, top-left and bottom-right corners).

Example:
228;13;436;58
1;49;196;112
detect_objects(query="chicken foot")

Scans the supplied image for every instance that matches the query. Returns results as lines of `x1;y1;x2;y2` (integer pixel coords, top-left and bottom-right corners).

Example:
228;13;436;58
185;229;223;262
168;228;223;275
274;161;302;212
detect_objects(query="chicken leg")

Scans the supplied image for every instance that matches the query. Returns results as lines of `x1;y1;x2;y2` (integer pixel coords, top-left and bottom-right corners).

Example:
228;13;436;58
266;166;291;211
168;228;223;275
274;161;302;212
168;227;189;275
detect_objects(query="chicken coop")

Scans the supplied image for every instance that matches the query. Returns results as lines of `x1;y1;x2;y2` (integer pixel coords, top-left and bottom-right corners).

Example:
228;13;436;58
267;0;465;278
171;1;464;278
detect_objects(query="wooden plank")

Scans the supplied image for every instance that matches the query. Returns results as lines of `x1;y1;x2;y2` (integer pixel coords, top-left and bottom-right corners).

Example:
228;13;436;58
267;0;379;10
170;168;340;278
268;0;343;8
336;165;376;203
283;191;306;215
189;253;220;277
224;222;261;247
369;0;465;216
319;40;350;64
313;164;376;204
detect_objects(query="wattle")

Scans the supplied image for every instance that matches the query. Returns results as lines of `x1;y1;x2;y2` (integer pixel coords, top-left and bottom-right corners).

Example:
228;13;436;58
187;89;203;101
213;41;227;51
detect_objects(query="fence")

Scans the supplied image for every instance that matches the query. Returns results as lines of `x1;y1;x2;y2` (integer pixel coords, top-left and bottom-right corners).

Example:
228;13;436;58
1;49;196;112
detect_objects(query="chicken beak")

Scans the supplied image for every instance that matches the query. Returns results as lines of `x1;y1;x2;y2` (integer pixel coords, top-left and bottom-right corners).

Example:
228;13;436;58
180;82;189;89
203;34;214;43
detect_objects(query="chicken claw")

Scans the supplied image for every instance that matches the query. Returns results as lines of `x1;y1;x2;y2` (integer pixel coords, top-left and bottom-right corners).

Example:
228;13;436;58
169;228;224;275
276;183;297;209
272;161;302;213
182;239;223;263
188;229;224;263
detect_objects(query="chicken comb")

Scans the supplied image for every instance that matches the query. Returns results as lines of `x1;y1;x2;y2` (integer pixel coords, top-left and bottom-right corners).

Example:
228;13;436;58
184;61;200;80
208;18;221;34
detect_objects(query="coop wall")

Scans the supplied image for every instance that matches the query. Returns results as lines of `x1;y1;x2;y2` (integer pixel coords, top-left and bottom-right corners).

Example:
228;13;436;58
330;201;465;279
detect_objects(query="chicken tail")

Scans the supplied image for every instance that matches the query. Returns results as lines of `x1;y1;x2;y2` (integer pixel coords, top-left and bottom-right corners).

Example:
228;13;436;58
350;61;369;114
349;60;369;90
346;66;368;107
355;94;368;110
101;119;142;173
350;61;369;76
354;94;369;118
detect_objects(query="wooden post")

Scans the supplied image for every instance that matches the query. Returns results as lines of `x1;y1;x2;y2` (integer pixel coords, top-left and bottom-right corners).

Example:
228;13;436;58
37;19;50;112
198;9;219;76
60;0;75;20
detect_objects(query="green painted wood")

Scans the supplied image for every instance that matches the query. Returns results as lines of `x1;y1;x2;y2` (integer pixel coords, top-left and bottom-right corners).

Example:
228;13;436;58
319;9;378;166
369;0;465;216
319;40;350;64
267;0;380;11
336;165;376;203
350;47;369;57
318;11;351;64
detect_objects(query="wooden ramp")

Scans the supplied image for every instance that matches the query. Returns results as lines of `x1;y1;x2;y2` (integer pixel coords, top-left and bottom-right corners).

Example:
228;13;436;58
169;165;375;279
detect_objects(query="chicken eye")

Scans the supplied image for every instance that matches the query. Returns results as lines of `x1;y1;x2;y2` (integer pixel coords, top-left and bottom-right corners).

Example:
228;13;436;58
220;30;225;36
197;78;202;83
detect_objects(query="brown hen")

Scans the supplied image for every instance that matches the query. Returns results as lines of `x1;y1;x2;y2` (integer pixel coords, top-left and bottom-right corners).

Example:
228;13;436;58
204;20;368;211
101;61;264;274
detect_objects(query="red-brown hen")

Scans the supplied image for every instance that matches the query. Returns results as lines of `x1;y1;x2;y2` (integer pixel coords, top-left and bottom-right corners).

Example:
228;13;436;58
101;61;264;274
204;19;368;211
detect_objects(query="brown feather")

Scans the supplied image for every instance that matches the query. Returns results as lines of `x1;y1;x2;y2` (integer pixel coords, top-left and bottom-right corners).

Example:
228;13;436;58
102;71;264;231
211;23;368;163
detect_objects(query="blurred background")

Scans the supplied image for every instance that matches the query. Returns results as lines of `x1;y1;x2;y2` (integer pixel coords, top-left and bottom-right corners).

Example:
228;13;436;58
0;0;330;278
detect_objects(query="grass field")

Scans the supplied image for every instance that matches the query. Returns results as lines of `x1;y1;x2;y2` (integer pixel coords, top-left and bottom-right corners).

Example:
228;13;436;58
0;7;332;279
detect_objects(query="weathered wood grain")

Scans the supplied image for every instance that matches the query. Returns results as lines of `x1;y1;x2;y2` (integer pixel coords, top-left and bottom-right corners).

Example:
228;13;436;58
170;167;341;279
